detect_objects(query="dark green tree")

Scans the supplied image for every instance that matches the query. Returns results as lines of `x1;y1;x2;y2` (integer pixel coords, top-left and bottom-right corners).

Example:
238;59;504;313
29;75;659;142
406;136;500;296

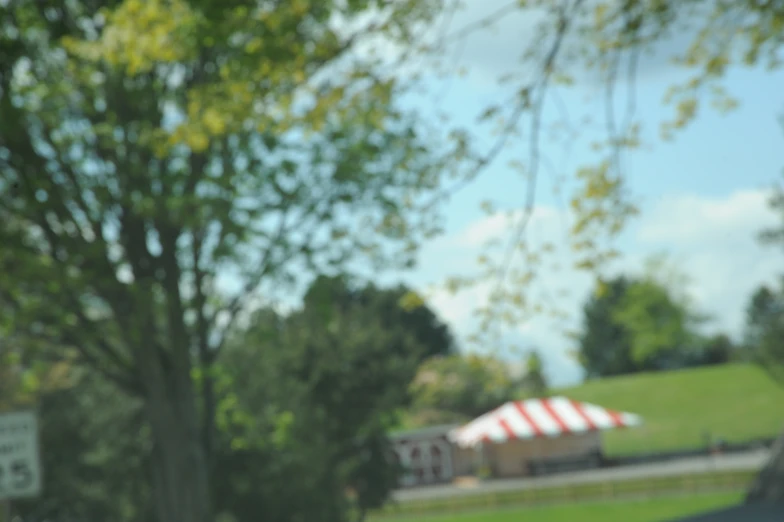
211;291;422;522
754;179;784;384
304;275;455;362
742;284;784;384
742;175;784;503
576;277;637;378
694;333;734;367
577;275;709;378
11;369;151;522
521;350;548;398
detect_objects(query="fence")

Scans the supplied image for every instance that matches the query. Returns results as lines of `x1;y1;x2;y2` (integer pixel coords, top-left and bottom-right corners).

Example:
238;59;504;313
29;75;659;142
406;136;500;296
608;437;776;468
371;469;757;519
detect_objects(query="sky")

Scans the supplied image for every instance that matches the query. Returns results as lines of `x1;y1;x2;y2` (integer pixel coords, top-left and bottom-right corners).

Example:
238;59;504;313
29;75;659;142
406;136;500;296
363;2;784;387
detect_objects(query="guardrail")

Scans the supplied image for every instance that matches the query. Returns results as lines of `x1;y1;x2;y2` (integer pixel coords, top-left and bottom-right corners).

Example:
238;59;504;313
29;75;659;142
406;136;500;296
608;438;775;468
527;437;776;476
371;469;757;520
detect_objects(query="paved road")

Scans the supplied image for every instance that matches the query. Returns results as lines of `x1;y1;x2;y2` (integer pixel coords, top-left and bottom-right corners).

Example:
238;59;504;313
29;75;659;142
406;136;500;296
392;449;771;502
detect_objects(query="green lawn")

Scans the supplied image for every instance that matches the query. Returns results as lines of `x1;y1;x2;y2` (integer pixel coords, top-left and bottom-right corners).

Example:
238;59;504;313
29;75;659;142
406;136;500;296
556;363;784;455
375;469;755;518
387;492;742;522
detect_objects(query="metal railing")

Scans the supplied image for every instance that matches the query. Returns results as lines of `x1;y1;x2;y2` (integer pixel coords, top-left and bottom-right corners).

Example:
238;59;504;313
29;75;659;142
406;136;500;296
371;469;756;519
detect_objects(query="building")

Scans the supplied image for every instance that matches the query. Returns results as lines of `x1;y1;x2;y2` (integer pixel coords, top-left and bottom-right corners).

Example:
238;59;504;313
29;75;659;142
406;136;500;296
389;424;463;488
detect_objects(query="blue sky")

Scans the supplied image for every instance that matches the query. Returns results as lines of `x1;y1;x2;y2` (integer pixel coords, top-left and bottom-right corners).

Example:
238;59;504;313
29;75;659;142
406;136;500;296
373;4;784;387
227;3;784;388
410;54;784;232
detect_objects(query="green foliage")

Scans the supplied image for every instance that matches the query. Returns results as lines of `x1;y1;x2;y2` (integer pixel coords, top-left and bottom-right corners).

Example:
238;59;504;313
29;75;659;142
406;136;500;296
696;333;734;366
0;0;446;375
520;350;548;398
577;273;724;378
1;1;447;520
11;368;151;522
749;176;784;383
0;343;75;409
211;277;443;522
568;0;783;137
304;275;455;362
742;283;784;384
613;278;696;366
577;277;637;379
409;354;517;419
3;273;452;522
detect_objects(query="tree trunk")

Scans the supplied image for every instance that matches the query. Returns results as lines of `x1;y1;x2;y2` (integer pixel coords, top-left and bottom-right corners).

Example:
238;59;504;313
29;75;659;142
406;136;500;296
745;427;784;503
140;352;212;522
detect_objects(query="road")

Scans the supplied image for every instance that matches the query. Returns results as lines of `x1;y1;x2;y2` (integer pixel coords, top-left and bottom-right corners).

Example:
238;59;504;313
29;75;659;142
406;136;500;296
392;449;771;502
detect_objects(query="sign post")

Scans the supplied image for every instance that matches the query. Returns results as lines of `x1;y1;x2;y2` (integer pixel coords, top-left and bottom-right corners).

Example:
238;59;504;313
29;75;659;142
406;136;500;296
0;411;42;521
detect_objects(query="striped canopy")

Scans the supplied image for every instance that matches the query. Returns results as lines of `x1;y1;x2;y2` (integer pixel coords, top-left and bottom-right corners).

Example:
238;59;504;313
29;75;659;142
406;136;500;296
449;396;643;448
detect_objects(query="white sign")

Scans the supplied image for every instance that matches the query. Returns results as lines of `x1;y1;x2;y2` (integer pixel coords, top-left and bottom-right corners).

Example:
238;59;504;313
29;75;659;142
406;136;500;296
0;411;42;500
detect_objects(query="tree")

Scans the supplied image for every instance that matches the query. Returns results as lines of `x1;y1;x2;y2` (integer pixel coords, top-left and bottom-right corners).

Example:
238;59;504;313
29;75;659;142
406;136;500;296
755;182;784;383
742;284;784;384
577;274;711;378
520;350;548;398
409;354;517;421
694;333;734;367
577;276;638;378
0;2;446;521
304;275;455;362
614;277;700;371
11;369;152;522
739;179;784;503
213;295;420;522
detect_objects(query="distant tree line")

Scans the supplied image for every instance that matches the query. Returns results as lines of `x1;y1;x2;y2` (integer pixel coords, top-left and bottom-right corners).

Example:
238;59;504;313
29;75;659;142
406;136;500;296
576;273;736;379
576;180;784;384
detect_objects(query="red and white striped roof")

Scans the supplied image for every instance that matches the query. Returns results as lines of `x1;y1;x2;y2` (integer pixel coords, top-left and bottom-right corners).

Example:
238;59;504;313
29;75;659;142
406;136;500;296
449;396;643;448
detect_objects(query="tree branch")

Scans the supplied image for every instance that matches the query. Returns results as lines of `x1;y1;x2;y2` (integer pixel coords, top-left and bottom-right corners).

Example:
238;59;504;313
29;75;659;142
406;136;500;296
11;158;139;364
207;200;321;360
495;0;584;284
0;287;141;395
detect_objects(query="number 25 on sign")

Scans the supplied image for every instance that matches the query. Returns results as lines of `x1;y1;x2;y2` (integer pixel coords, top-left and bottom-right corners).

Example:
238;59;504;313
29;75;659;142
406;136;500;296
0;411;42;500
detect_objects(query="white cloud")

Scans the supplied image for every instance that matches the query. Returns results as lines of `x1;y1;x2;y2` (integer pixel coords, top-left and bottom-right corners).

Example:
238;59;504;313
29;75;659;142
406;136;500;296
455;206;563;248
413;0;706;90
637;190;773;245
633;189;784;336
426;280;494;329
418;188;784;387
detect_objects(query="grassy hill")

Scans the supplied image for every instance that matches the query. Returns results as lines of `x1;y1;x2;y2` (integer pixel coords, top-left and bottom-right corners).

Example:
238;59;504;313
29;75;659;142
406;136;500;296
393;363;784;455
557;363;784;455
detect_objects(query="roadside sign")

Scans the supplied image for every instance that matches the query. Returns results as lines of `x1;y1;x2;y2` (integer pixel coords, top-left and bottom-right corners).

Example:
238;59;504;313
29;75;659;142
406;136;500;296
0;411;42;500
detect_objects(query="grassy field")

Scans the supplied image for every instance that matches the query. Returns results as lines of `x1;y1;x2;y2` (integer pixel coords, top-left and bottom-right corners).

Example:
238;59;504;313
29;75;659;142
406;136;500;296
555;363;784;455
381;492;742;522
